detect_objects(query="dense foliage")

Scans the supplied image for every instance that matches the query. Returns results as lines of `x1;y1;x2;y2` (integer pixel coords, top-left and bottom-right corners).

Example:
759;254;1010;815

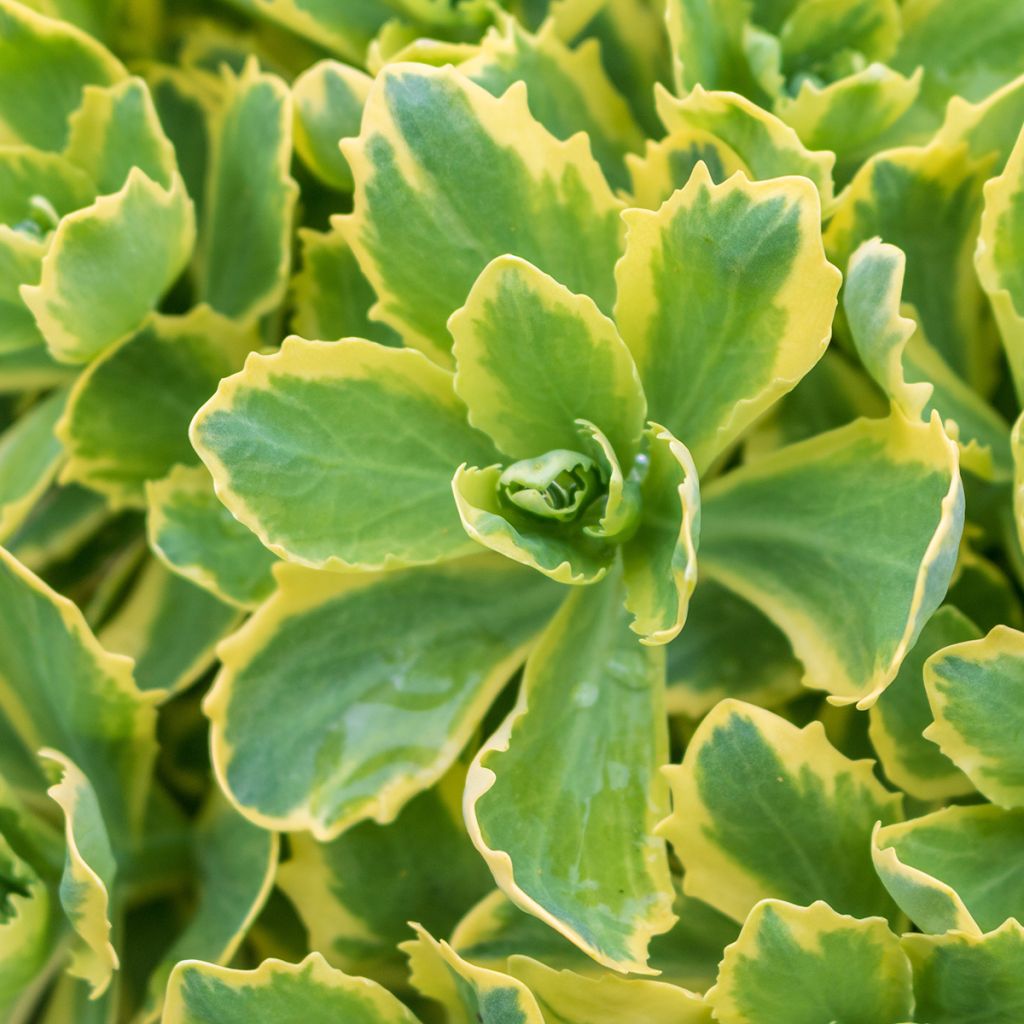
2;0;1024;1020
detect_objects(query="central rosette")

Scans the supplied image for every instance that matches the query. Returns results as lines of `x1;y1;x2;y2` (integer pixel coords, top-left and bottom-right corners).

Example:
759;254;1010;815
498;449;603;523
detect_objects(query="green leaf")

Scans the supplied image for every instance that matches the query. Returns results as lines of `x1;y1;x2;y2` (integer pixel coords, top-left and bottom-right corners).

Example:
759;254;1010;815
0;231;47;357
699;412;963;707
0;146;93;226
614;163;839;472
665;0;751;95
873;805;1024;934
868;606;979;800
404;923;545;1024
451;885;740;994
191;337;500;571
278;771;493;991
844;238;1013;480
893;0;1024;111
465;571;676;973
924;625;1024;807
0;0;124;151
63;77;178;194
625;126;749;209
665;577;802;717
506;955;711;1023
775;64;923;188
826;140;994;388
779;0;900;79
622;423;700;645
146;464;277;610
196;59;298;322
292;59;371;191
7;483;107;574
461;18;644;192
290;226;401;347
0;341;76;394
660;699;903;924
451;254;645;466
0;545;156;844
341;62;624;362
976;123;1024;405
98;558;241;697
0;829;54;1022
164;952;421;1024
707;899;913;1024
0;388;67;543
135;793;278;1024
58;307;252;507
20;168;195;365
654;85;835;205
206;557;559;838
41;749;117;998
903;920;1024;1024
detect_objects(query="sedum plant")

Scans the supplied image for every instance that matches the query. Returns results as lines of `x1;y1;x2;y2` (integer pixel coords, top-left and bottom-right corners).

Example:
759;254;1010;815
1;0;1024;1021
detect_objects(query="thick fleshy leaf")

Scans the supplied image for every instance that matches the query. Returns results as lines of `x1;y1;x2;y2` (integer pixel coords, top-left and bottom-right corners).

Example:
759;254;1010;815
665;578;802;717
654;85;835;205
451;886;740;993
452;463;615;585
146;464;277;610
63;77;178;194
98;558;240;697
462;18;643;191
775;65;922;187
779;0;900;76
135;794;278;1023
278;772;493;989
164;953;420;1024
0;230;47;356
665;0;751;95
845;238;1012;480
976;123;1024;405
58;307;252;507
826;140;993;387
292;59;371;191
660;699;903;924
625;126;749;209
868;606;978;800
745;348;888;456
707;899;912;1024
289;226;400;347
903;920;1024;1024
507;956;711;1023
893;0;1024;110
614;162;839;472
451;254;645;465
20;169;194;365
0;343;76;393
0;0;124;151
924;625;1024;807
465;572;676;973
206;557;559;838
0;545;156;842
8;483;107;573
0;388;66;542
622;423;700;645
873;805;1024;934
0;827;53;1022
192;337;500;571
699;412;963;707
404;923;545;1024
341;62;624;361
42;750;117;998
196;59;297;322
